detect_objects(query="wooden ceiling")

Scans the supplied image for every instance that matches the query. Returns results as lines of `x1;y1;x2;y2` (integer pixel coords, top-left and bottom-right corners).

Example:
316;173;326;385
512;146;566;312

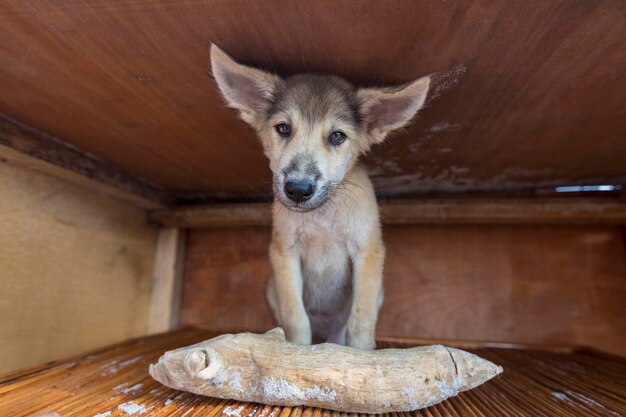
1;1;625;200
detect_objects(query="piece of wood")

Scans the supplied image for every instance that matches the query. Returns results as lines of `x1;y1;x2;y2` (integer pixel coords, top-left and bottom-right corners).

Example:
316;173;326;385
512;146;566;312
149;198;626;228
0;160;158;374
378;198;626;225
181;225;626;357
1;328;625;417
148;228;187;334
0;142;164;209
1;1;625;197
0;114;169;208
151;203;272;228
149;328;503;413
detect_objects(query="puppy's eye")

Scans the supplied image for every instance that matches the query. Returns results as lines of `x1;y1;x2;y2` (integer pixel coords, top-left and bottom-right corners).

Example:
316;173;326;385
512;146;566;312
328;131;347;146
275;123;291;138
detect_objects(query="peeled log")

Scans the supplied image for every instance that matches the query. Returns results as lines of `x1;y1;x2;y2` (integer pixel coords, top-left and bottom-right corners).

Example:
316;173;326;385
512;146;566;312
149;328;503;413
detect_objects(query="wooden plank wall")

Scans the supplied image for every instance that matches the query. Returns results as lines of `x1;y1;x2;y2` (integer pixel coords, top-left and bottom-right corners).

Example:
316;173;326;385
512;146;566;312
147;228;187;334
181;225;626;357
151;199;626;227
0;160;158;373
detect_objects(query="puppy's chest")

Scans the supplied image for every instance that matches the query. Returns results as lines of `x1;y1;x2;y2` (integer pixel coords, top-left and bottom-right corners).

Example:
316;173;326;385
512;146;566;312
294;214;349;256
291;216;354;280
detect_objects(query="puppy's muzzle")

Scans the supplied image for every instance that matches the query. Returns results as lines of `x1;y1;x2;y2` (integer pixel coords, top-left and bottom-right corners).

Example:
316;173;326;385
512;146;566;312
284;180;315;203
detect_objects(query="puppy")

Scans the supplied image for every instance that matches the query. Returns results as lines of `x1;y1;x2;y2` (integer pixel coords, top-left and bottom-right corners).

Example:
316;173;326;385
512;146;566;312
210;45;429;349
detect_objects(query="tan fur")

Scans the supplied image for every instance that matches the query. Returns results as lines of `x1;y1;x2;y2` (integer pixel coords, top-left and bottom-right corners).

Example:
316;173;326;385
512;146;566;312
210;44;429;349
267;166;383;348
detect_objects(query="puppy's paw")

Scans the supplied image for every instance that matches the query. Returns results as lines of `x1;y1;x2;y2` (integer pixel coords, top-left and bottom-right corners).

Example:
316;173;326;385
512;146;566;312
284;323;312;345
346;330;376;350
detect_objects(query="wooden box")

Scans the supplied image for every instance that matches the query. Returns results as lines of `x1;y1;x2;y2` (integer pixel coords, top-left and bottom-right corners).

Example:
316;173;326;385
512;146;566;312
0;1;625;416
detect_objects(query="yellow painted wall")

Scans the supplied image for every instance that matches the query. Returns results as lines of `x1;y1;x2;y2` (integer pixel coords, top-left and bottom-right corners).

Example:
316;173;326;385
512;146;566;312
0;160;157;373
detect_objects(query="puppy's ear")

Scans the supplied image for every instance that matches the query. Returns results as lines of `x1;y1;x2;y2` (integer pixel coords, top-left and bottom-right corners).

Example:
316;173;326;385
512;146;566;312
210;44;281;127
357;75;430;145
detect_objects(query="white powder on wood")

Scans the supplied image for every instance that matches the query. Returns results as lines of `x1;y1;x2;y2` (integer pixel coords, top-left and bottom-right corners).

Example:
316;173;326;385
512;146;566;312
204;367;244;393
246;405;259;417
257;406;271;417
93;412;112;417
100;356;143;376
434;375;463;400
428;122;461;133
120;383;143;394
552;391;568;401
429;64;467;101
117;401;149;415
119;356;143;367
402;387;422;410
222;405;244;417
230;371;243;393
258;377;336;403
552;390;620;416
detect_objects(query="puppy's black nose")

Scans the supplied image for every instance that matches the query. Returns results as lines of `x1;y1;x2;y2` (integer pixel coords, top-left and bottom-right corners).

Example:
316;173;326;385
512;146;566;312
284;180;315;203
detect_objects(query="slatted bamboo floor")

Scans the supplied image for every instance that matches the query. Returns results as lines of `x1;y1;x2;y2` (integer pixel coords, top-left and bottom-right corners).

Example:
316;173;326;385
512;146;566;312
1;328;625;417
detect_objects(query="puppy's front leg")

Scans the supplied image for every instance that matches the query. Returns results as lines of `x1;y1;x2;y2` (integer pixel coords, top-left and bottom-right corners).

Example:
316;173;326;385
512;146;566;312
347;237;385;350
269;238;312;345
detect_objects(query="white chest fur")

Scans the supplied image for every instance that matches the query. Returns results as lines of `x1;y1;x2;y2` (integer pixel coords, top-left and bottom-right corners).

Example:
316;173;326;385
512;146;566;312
289;206;353;306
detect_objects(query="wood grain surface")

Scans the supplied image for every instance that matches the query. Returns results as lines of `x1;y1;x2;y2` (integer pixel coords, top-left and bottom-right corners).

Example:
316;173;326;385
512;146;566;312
1;328;624;416
147;228;186;334
181;225;626;356
149;198;626;228
1;1;625;197
0;160;158;373
0;115;169;207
